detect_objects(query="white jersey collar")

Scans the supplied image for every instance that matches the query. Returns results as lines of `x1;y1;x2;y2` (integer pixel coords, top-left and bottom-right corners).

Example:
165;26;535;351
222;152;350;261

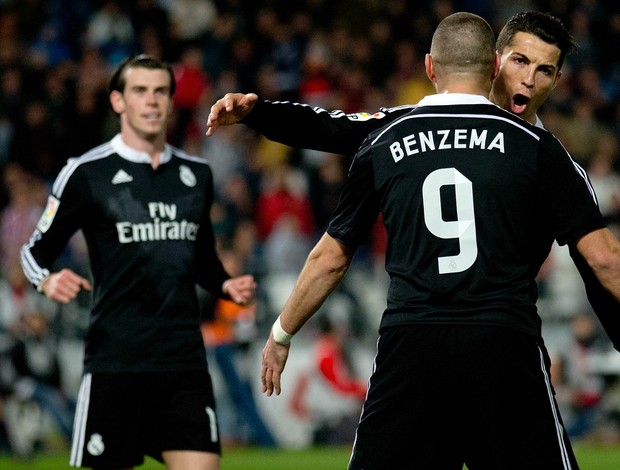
417;93;494;107
111;134;172;165
416;94;547;130
534;115;544;129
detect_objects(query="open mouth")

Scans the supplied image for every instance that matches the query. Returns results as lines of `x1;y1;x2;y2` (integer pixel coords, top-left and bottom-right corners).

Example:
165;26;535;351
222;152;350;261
511;94;530;115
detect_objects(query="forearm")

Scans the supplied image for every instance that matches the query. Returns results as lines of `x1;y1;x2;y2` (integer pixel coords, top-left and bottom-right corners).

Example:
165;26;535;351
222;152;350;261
570;243;620;351
279;233;354;335
577;228;620;302
591;258;620;303
262;233;355;396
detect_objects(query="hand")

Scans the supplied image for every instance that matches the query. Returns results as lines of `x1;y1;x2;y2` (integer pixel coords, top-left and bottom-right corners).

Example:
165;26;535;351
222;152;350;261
261;334;290;396
40;268;92;304
222;274;256;305
206;93;258;136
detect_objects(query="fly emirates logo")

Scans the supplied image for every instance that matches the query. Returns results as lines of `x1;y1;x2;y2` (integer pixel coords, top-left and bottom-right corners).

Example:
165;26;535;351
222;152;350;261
390;128;505;162
116;202;199;243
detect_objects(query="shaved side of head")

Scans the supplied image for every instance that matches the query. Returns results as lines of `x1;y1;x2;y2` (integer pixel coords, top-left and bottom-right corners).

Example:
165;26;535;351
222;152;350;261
430;12;496;77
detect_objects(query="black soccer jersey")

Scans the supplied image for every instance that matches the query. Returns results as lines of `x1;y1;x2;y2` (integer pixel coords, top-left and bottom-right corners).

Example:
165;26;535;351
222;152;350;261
326;94;605;336
243;97;620;349
21;135;230;373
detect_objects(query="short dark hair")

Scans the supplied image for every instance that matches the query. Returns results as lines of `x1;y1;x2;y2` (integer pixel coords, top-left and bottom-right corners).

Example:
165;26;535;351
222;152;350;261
431;12;496;76
108;54;176;96
496;11;577;71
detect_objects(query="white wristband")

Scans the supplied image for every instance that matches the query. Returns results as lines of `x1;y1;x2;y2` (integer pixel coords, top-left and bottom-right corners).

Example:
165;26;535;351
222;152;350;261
37;275;50;293
272;316;294;345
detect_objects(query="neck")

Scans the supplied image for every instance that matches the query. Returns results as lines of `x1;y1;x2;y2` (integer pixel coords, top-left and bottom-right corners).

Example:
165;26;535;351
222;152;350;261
434;80;491;97
120;129;165;169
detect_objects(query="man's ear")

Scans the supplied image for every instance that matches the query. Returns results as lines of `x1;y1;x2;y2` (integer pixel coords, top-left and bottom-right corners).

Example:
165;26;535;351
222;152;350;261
109;90;125;114
491;51;501;81
552;70;562;90
425;54;435;83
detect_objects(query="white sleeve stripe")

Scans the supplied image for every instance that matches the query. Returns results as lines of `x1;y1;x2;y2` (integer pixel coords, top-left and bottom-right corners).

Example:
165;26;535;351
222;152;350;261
266;100;416;118
552;137;598;205
22;143;112;286
20;231;50;285
571;159;598;204
53;144;113;197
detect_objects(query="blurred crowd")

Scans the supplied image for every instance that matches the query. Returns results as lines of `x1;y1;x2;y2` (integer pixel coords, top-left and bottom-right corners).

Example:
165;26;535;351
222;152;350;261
0;0;619;457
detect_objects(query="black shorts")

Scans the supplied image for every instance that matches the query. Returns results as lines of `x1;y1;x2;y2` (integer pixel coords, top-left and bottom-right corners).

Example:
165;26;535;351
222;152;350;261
69;370;220;468
349;324;579;470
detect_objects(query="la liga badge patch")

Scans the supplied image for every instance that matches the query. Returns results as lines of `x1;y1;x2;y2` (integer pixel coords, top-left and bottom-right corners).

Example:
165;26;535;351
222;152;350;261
37;195;60;233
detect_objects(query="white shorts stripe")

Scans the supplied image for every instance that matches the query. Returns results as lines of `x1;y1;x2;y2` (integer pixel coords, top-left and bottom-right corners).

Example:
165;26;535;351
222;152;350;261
70;373;92;467
538;347;572;470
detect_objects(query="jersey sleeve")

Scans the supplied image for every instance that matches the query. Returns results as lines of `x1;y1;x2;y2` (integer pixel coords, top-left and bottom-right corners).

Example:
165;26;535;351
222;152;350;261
20;163;90;287
537;133;618;347
537;134;605;246
194;167;231;296
327;137;381;248
195;222;230;296
241;99;411;155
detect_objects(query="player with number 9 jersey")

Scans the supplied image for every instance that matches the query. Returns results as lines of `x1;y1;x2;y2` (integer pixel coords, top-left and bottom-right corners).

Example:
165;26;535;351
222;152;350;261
327;93;603;337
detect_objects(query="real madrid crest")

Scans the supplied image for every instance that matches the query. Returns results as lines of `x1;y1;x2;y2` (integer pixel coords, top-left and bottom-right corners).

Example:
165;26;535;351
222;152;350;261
179;165;196;187
86;433;105;456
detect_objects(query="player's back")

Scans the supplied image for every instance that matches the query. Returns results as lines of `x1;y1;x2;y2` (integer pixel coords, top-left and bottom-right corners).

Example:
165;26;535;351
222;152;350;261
347;94;598;335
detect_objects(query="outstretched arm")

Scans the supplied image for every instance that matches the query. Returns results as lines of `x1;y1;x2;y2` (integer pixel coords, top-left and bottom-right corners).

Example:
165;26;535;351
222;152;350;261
261;233;355;396
206;93;413;154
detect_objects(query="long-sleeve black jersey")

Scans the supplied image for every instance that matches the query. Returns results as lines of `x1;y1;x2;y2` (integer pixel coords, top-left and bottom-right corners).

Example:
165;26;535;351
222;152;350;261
21;135;230;373
324;94;604;337
242;98;620;349
242;99;416;155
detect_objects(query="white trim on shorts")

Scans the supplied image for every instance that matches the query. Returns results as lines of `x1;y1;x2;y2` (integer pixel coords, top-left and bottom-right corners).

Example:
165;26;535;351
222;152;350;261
70;373;92;467
538;347;573;470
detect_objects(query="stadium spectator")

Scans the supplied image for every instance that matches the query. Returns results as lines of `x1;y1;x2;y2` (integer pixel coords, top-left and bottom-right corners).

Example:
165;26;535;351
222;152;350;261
551;312;607;440
0;164;47;272
290;314;366;445
170;46;212;147
201;249;276;447
0;261;59;457
84;0;136;65
165;0;218;52
10;309;75;444
588;131;620;232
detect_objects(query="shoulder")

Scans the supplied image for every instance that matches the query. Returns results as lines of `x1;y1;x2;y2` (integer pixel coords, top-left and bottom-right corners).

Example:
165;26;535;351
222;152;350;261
342;104;417;122
529;125;575;162
382;104;418;115
169;146;214;186
535;127;591;182
169;145;211;167
361;108;420;148
52;141;117;197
